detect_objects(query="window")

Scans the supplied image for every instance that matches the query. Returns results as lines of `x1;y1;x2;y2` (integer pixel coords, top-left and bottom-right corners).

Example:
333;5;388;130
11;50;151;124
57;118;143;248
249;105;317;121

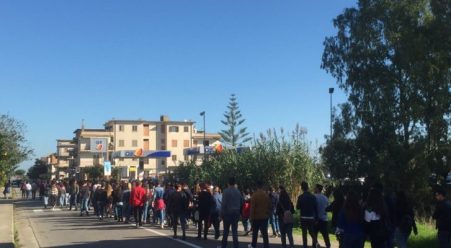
119;125;124;131
172;155;177;161
132;125;138;132
183;140;189;148
184;126;189;132
132;140;138;147
169;126;179;132
161;160;165;165
161;139;166;144
193;140;198;146
119;140;124;147
119;158;124;162
171;140;177;148
161;125;166;133
161;145;166;150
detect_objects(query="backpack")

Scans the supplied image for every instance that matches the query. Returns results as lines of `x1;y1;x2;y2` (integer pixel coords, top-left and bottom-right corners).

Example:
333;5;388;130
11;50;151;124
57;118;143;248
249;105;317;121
283;210;294;224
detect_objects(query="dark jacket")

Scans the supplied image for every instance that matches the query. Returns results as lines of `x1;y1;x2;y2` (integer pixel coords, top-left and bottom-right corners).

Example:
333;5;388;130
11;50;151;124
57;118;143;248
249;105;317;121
296;191;318;219
276;195;294;217
168;190;189;215
433;199;451;231
198;190;214;218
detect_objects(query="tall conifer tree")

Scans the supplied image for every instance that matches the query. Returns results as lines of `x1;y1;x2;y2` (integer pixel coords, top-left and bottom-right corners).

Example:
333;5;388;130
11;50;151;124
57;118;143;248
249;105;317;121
219;94;251;147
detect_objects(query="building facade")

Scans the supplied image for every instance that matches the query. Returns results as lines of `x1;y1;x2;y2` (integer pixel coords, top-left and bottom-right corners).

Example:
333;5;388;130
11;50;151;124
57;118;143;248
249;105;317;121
53;115;221;180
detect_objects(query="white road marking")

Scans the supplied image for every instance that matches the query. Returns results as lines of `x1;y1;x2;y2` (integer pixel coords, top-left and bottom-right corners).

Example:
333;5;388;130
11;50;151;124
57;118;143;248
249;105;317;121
33;208;62;212
130;224;204;248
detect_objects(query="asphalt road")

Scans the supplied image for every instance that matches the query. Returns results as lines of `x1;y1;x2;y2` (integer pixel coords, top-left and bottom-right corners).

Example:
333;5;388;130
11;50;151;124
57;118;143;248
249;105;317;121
15;199;318;248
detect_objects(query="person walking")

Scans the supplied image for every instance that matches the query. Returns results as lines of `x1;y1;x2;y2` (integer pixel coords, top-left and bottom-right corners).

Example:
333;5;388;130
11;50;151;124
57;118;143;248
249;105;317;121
433;186;451;248
197;183;214;240
168;183;190;240
241;189;252;236
79;181;91;216
314;184;331;248
249;180;272;248
219;177;244;248
130;180;147;228
3;180;11;199
121;182;131;223
58;182;66;207
269;187;281;237
212;186;222;240
95;183;108;220
25;181;32;199
50;181;58;209
394;191;418;248
69;179;79;211
364;188;389;248
276;186;295;248
337;191;365;248
296;181;318;248
326;189;344;246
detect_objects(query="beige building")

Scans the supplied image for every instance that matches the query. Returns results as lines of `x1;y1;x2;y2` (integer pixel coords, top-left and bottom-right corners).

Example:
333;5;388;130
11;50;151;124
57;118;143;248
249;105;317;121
53;115;221;180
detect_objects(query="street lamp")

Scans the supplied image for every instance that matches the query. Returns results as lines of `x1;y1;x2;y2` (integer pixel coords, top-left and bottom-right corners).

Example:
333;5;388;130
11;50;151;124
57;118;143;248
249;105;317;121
200;111;206;149
329;87;334;138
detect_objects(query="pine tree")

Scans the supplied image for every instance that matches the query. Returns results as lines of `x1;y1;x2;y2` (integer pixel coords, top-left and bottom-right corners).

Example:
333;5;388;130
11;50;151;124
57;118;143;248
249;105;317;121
219;94;252;147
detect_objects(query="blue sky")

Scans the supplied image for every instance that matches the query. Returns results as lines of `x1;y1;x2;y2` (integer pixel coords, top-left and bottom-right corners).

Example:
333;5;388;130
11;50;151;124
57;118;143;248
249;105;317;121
0;1;355;169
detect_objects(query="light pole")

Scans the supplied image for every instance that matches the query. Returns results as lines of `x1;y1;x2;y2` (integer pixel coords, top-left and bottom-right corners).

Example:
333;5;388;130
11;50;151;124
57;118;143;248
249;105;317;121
329;87;334;138
200;111;206;148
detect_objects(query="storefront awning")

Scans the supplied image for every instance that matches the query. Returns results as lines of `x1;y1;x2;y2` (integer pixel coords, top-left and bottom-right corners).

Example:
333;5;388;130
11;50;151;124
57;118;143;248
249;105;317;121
112;150;171;158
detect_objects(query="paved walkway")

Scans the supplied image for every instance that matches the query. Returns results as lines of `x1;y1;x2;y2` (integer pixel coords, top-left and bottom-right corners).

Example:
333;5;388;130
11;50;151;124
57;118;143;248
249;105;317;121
13;198;337;248
0;186;17;248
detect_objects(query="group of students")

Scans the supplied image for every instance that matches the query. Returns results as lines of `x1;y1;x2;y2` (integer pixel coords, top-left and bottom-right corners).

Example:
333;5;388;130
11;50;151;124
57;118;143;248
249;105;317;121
25;177;451;248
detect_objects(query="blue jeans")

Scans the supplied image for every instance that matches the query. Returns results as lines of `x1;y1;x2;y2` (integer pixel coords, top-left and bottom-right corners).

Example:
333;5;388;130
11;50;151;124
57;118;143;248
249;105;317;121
242;217;250;232
221;211;240;248
251;219;269;248
59;195;65;207
80;198;89;214
158;209;166;224
123;204;131;221
142;202;149;223
269;212;280;235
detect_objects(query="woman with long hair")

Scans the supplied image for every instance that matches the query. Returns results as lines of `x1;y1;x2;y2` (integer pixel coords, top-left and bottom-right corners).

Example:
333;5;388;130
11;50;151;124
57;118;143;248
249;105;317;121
337;190;365;248
394;191;417;248
364;188;389;248
276;185;295;248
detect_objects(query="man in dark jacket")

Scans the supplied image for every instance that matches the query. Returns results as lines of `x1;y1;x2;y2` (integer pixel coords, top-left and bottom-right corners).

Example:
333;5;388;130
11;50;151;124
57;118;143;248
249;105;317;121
433;186;451;248
296;181;318;248
168;183;189;240
197;183;214;239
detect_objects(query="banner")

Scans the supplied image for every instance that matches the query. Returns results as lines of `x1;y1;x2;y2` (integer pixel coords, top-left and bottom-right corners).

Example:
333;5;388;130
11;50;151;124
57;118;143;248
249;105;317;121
104;161;112;176
90;138;107;153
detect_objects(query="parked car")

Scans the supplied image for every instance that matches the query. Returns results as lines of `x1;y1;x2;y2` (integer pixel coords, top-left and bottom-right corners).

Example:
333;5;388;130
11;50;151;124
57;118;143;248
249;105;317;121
12;180;22;187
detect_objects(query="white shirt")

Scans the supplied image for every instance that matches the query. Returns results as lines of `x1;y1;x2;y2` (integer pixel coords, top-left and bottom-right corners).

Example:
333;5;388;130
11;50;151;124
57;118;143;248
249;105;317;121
364;209;381;222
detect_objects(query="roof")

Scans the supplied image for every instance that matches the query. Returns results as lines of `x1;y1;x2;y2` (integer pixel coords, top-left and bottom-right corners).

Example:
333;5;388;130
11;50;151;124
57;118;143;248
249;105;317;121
104;119;195;126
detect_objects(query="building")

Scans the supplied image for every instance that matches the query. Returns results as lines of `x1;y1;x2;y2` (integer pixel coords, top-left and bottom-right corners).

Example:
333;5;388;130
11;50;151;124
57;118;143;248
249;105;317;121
54;115;221;180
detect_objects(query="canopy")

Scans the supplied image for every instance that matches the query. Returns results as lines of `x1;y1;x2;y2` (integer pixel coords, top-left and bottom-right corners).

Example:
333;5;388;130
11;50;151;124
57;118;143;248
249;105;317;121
112;150;171;158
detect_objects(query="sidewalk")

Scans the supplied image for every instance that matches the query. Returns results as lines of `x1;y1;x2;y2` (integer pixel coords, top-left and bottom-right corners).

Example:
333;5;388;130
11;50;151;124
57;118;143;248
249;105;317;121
0;186;14;248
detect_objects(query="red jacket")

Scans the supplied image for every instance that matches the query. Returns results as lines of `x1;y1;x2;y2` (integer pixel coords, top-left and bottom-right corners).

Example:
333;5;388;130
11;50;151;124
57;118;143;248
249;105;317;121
130;186;146;207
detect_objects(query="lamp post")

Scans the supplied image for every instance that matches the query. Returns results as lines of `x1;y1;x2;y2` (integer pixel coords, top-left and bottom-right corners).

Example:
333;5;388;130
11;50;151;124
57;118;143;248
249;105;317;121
329;87;334;138
200;111;206;146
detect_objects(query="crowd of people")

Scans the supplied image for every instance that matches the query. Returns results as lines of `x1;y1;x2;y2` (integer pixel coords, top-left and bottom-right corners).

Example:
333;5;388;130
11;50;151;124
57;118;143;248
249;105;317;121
5;177;451;248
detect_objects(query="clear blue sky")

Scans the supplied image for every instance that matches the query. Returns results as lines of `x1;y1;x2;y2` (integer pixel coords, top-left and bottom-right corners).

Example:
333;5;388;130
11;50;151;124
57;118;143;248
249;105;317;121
0;1;355;170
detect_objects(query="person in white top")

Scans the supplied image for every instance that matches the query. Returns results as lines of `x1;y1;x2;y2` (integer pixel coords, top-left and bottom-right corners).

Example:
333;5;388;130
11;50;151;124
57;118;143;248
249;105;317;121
25;181;32;199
